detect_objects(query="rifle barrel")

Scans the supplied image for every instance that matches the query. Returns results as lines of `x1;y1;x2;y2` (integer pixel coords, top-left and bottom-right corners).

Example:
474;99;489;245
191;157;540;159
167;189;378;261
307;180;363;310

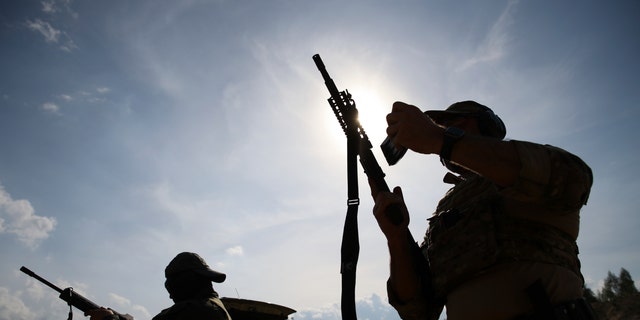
313;54;343;99
20;266;64;293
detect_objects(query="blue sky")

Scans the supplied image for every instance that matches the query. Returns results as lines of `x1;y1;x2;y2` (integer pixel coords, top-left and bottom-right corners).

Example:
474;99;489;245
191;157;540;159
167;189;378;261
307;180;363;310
1;0;638;319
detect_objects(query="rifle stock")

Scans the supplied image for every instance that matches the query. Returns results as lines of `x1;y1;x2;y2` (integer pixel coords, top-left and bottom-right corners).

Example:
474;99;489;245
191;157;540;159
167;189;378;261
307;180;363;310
20;266;133;320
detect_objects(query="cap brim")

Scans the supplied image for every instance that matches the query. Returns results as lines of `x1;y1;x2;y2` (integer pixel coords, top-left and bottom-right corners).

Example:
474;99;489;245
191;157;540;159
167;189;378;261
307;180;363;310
194;268;227;283
424;110;472;124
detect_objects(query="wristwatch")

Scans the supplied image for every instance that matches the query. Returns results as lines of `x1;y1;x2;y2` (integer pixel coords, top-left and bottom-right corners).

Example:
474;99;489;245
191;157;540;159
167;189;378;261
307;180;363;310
440;126;465;164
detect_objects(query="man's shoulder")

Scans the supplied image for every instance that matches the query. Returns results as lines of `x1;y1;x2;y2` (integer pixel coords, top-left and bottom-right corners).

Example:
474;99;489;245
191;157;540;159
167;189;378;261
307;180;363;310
512;140;589;165
511;140;592;181
152;298;229;320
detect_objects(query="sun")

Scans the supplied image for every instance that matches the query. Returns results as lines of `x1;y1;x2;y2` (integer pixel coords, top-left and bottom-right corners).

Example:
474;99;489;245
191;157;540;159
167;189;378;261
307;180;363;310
348;85;392;145
318;83;394;155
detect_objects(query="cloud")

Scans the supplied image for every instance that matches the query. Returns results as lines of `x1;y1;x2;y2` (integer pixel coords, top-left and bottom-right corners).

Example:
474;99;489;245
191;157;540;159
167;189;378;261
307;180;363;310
108;292;131;307
49;87;111;108
41;1;58;14
42;102;60;114
0;183;57;248
226;246;244;256
26;19;61;43
19;277;102;319
58;38;78;52
0;287;35;320
458;0;518;71
25;17;77;52
41;0;79;19
96;87;111;94
294;293;401;320
108;293;151;319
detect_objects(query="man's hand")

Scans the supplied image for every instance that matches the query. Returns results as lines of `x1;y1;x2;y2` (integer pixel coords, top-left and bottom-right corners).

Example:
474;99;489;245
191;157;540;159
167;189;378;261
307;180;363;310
368;178;410;240
386;101;444;155
85;307;117;320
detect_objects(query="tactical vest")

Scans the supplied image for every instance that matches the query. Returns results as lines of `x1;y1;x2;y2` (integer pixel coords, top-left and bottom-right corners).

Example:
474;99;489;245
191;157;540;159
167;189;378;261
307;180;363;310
424;175;582;299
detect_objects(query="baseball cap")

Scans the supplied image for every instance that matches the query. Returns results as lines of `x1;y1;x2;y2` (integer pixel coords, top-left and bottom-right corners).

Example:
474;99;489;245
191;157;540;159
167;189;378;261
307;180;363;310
425;100;491;121
165;252;226;283
425;100;506;139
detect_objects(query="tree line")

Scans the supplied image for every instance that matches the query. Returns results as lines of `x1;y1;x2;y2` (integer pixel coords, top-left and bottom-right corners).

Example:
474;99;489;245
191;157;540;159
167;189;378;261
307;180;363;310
584;268;640;319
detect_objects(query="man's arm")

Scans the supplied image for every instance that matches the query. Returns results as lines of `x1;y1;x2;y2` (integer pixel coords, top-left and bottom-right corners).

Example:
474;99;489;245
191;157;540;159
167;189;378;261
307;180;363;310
448;133;521;186
370;183;443;320
386;227;423;303
369;182;421;303
386;101;521;186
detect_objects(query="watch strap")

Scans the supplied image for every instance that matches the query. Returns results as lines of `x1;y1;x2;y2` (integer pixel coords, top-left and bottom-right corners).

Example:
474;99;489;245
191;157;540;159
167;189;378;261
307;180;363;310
440;127;465;165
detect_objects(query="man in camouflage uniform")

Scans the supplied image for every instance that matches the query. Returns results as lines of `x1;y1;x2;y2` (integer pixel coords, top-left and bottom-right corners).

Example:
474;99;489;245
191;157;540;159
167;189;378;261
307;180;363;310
370;101;594;320
87;252;231;320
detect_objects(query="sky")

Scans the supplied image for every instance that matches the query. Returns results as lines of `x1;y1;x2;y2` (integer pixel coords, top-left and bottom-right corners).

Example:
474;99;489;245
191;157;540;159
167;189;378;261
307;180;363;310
0;0;639;319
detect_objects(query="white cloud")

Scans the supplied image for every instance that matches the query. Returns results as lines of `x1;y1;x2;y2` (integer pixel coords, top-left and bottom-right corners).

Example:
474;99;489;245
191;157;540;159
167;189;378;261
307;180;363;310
41;102;60;114
130;304;153;319
53;88;109;106
294;294;401;320
108;292;151;319
108;292;131;306
26;19;61;43
0;183;57;248
0;287;35;320
226;246;244;256
24;278;47;301
25;17;77;52
41;0;79;19
96;87;111;94
58;38;78;52
41;1;58;14
458;0;518;71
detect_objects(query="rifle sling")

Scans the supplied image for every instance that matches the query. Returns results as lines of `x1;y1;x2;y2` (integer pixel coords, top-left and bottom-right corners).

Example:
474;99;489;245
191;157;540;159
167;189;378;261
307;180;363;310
341;132;360;320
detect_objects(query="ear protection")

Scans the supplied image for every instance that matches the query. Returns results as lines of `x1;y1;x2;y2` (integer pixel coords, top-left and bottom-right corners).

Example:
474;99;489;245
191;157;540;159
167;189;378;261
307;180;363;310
475;107;506;139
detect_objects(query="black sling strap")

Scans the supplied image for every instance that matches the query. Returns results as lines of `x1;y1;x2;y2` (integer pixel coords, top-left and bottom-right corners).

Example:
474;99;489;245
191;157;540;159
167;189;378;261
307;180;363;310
341;122;361;320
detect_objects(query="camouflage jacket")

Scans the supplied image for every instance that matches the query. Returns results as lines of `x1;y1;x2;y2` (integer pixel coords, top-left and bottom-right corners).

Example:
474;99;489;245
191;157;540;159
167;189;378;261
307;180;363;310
389;140;593;319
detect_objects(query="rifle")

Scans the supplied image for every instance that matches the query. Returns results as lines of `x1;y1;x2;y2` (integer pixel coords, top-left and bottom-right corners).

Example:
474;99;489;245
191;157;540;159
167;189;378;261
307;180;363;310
313;54;444;320
313;54;404;225
20;266;133;320
313;54;404;320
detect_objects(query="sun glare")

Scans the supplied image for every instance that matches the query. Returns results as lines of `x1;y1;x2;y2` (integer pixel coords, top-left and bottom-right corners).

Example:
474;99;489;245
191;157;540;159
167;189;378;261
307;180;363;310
350;86;392;144
319;83;393;152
